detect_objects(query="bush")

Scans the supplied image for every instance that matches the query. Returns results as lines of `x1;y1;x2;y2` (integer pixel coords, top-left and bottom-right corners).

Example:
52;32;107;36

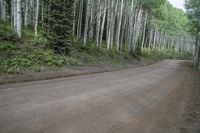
0;42;18;51
0;42;66;74
0;21;19;42
32;50;65;66
3;56;32;74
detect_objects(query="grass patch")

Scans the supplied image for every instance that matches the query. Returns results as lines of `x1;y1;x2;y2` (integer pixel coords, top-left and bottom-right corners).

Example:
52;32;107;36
183;62;194;69
141;48;192;61
0;42;65;74
0;21;19;42
69;44;135;66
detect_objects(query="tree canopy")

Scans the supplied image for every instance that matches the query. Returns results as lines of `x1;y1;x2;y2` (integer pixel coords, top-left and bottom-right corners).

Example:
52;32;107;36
185;0;200;69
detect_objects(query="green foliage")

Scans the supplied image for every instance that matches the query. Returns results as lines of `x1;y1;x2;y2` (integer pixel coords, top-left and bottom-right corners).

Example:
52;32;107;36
69;41;134;66
22;27;35;40
31;50;65;66
66;58;81;66
142;48;192;61
183;62;194;69
150;2;191;37
142;0;166;10
134;47;142;56
0;42;17;51
0;42;65;74
43;0;74;54
22;27;47;46
0;21;19;42
0;42;18;60
185;0;200;36
3;56;32;74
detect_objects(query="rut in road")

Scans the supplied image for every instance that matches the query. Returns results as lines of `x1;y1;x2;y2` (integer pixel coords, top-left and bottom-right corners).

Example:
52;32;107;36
0;60;198;133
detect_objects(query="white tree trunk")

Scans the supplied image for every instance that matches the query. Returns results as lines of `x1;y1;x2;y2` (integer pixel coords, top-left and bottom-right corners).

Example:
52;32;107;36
109;0;118;49
77;0;83;38
1;0;6;21
141;11;147;51
16;0;21;38
153;29;157;50
116;0;124;51
106;0;111;49
24;0;28;26
34;0;39;37
95;0;101;47
83;0;91;46
99;1;106;48
127;0;134;52
148;29;153;50
13;0;17;30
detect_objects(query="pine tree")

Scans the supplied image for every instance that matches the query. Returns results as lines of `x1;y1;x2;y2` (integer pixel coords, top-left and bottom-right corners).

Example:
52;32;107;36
43;0;74;54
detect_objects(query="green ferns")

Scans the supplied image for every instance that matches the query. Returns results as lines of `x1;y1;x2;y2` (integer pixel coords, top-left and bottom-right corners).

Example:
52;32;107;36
0;42;65;74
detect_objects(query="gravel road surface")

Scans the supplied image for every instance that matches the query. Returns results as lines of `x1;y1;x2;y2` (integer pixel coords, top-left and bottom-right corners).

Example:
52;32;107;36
0;60;197;133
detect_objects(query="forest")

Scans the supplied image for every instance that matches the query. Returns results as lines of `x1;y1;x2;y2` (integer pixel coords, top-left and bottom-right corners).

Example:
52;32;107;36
2;1;200;132
0;0;199;74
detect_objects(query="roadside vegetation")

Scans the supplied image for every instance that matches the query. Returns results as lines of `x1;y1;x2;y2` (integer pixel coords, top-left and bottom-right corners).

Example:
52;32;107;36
185;0;200;70
0;21;192;74
0;0;195;75
142;48;192;61
0;41;191;75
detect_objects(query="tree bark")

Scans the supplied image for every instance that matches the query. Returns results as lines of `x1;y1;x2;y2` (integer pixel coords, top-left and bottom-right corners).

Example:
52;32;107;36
34;0;39;37
16;0;21;38
83;0;91;46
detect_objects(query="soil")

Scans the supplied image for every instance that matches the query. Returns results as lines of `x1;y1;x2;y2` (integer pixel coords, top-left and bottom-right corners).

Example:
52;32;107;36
0;58;149;85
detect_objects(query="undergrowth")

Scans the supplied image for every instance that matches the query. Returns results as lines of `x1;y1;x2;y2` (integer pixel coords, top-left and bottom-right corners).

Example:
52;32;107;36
0;22;193;74
0;42;65;74
142;48;192;61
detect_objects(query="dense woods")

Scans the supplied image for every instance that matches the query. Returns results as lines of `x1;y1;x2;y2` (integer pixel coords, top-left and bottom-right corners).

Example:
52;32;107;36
185;0;200;69
0;0;193;52
0;0;198;73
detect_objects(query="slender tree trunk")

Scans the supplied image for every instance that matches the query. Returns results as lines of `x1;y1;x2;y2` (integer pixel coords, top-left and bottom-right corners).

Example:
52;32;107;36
141;11;147;51
116;0;123;51
106;0;111;49
73;0;77;36
88;0;94;40
120;9;128;51
0;0;6;21
95;0;101;47
128;0;134;53
13;0;17;30
77;0;83;38
148;29;153;50
83;0;91;46
153;29;157;50
109;0;118;49
99;1;106;48
16;0;21;38
34;0;39;37
24;0;28;26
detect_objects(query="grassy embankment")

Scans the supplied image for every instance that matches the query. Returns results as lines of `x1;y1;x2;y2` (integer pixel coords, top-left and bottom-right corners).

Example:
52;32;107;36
0;21;192;74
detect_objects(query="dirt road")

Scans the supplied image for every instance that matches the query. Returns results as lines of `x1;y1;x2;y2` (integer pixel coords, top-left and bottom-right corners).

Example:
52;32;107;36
0;60;199;133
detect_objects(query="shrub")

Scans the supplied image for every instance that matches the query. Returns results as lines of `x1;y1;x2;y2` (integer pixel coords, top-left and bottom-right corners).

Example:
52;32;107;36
3;56;32;74
0;42;18;51
0;21;19;42
32;50;65;66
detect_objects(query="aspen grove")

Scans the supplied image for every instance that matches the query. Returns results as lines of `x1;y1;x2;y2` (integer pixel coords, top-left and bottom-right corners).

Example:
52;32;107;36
0;0;196;60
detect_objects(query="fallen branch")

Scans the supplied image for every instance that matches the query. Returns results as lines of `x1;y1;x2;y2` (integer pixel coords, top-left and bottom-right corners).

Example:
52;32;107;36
58;48;70;66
